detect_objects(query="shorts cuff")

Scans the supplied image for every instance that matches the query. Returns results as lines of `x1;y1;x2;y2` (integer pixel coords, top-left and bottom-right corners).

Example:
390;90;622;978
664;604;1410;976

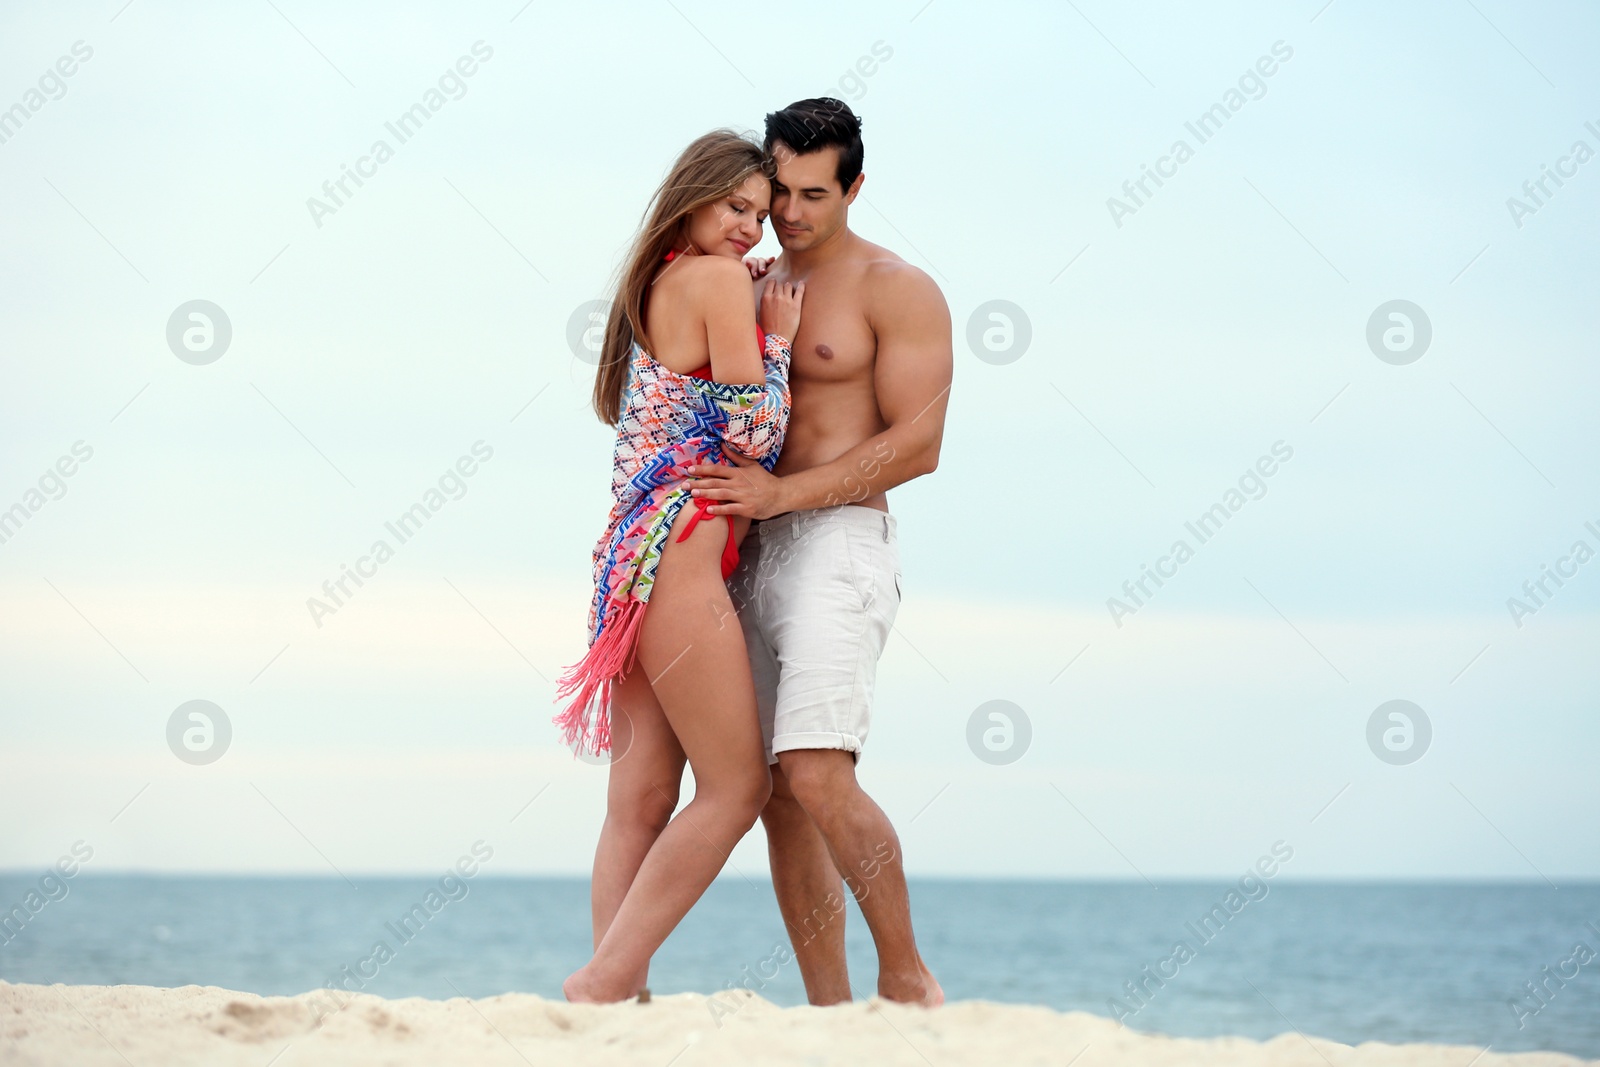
769;731;864;765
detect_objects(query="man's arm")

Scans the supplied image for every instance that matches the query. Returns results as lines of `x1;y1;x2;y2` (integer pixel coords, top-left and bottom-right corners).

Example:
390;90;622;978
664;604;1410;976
690;263;952;518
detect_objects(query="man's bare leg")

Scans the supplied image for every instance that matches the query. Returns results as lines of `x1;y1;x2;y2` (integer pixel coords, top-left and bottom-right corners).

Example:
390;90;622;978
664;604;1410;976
775;748;943;1006
760;759;851;1004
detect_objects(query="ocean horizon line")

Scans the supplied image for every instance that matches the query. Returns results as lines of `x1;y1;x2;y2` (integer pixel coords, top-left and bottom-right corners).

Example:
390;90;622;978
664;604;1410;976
5;870;1594;886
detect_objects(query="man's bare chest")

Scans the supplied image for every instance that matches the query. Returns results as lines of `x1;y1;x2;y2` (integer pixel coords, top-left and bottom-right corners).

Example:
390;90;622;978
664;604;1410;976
771;276;875;383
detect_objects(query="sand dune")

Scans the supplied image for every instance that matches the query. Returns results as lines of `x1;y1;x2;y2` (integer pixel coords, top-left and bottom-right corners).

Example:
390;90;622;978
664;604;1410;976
1;981;1592;1067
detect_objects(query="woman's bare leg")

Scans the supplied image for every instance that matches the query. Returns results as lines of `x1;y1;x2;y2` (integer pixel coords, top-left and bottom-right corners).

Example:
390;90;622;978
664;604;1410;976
587;669;686;996
564;502;772;1002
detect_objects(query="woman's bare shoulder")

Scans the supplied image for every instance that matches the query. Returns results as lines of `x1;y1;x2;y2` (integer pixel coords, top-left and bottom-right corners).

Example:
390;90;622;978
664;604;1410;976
661;255;750;312
672;254;750;286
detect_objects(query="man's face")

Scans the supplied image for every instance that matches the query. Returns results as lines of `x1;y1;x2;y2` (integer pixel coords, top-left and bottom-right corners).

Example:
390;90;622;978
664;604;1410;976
769;140;862;252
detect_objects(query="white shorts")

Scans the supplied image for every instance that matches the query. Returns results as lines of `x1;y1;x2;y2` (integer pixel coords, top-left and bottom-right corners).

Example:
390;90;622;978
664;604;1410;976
729;504;902;765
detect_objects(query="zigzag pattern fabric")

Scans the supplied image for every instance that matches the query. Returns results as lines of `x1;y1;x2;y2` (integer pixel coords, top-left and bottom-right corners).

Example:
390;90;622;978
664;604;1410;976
552;332;792;755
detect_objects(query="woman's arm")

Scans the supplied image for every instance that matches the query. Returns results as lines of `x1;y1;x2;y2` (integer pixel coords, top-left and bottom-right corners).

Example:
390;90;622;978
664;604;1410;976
714;333;791;462
684;262;947;518
693;256;765;385
685;259;797;462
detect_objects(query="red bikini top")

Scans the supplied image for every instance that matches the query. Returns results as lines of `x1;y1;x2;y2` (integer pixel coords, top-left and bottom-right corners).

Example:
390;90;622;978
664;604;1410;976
660;248;765;380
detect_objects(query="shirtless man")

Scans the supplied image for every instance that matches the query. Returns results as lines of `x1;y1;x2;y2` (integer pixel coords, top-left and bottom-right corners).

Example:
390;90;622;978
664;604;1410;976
685;98;952;1007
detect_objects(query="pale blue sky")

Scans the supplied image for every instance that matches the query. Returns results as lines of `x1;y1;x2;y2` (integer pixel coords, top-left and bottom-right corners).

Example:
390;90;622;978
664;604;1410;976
1;0;1596;881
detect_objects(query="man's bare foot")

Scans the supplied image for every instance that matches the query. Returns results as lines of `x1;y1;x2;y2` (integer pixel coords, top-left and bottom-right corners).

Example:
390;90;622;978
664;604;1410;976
562;962;636;1004
878;959;943;1007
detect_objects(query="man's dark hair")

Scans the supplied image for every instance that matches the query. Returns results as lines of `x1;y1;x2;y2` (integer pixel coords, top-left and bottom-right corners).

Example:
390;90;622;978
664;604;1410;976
763;97;864;193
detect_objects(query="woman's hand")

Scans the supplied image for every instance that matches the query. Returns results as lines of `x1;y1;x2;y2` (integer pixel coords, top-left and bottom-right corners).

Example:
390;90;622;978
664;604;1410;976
744;256;775;280
759;279;804;341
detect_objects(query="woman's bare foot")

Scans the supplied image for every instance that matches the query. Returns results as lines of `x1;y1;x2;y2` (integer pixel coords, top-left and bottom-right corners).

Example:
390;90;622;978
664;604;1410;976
563;962;637;1004
917;960;944;1008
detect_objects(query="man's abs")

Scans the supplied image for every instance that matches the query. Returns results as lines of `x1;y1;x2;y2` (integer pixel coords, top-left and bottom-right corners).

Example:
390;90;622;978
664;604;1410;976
773;378;890;512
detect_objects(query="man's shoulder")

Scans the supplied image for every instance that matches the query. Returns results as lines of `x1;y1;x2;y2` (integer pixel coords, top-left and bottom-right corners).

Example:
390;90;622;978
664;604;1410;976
854;244;947;326
842;237;938;299
864;256;937;294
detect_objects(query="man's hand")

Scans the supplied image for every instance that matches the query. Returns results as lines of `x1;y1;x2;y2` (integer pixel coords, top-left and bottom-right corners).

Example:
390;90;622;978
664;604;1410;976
743;255;776;280
686;445;788;519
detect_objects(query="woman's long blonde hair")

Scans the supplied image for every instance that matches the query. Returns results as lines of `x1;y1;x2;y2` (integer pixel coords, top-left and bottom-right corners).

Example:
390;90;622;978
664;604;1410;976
590;129;772;425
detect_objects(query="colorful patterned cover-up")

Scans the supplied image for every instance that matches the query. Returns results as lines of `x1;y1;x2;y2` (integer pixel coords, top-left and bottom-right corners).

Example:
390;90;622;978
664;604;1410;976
552;331;792;755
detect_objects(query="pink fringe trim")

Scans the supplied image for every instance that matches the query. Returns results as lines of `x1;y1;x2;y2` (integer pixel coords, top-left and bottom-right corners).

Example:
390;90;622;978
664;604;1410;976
552;597;648;757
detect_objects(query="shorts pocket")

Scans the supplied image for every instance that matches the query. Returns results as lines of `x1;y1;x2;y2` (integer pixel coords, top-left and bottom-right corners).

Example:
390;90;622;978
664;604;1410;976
846;524;905;618
839;525;877;612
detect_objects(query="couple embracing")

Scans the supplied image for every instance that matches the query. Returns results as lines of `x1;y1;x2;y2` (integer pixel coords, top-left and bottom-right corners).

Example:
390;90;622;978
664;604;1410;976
553;97;952;1008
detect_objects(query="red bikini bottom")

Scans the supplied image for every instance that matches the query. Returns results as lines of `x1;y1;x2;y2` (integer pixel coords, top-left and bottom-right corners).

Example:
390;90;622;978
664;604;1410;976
675;495;739;580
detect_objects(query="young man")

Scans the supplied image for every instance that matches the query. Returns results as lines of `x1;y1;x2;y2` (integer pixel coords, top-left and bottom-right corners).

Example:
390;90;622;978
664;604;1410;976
685;98;952;1007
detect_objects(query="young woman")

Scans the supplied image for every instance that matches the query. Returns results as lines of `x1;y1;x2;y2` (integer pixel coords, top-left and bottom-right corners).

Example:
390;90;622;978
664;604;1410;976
553;129;804;1003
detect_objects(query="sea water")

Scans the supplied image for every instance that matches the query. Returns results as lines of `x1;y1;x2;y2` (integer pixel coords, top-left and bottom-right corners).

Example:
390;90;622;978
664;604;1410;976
1;876;1596;1058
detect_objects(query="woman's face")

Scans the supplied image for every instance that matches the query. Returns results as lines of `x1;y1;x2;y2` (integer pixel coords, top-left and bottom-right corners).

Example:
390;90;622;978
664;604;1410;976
684;173;770;258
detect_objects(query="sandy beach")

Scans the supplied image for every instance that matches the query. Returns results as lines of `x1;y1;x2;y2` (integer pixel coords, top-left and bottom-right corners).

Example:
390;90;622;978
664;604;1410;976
2;981;1593;1067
